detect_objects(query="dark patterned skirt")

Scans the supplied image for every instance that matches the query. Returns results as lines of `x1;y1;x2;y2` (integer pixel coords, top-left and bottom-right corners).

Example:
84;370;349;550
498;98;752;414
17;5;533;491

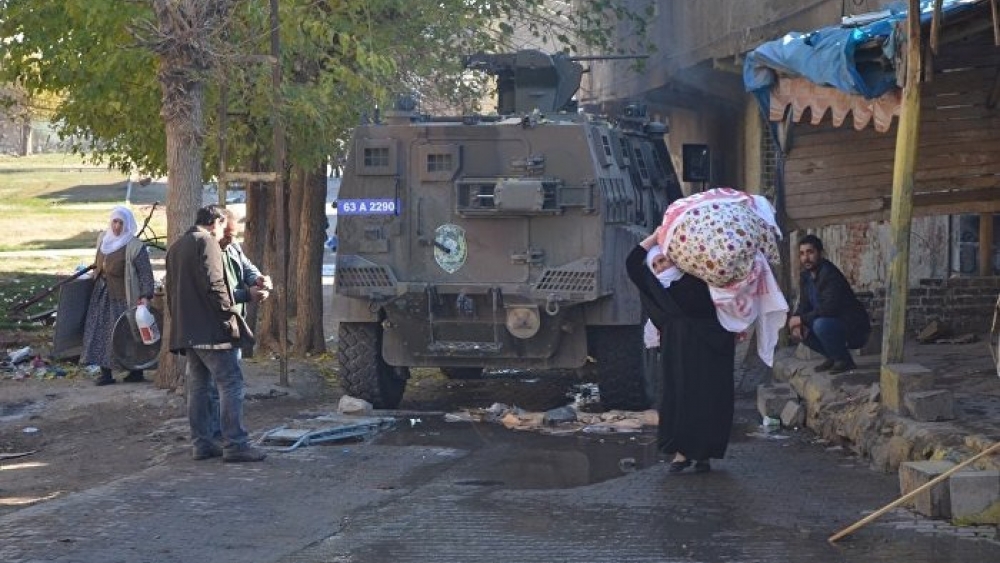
80;278;129;369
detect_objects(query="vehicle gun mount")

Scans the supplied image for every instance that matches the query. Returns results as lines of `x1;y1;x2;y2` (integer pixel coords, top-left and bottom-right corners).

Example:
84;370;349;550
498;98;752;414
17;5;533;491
464;49;646;115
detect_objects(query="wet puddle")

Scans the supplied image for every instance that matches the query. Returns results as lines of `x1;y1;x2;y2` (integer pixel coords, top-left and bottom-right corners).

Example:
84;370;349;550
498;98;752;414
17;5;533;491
0;399;44;423
374;416;661;489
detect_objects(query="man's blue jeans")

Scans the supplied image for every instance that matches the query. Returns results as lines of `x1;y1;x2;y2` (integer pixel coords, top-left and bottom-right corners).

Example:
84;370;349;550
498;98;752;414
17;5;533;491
205;347;241;441
803;317;853;363
185;347;249;451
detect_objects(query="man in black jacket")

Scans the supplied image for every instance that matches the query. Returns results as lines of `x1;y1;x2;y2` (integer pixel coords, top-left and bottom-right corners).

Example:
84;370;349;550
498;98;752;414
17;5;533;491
787;235;871;374
165;204;266;463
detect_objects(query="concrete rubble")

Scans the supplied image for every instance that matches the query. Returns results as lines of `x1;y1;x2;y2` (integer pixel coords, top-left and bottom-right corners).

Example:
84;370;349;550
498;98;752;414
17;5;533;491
769;339;1000;526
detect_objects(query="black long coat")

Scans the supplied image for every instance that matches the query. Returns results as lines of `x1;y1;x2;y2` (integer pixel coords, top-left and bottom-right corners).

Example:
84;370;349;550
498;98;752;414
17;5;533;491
164;226;238;352
626;245;736;460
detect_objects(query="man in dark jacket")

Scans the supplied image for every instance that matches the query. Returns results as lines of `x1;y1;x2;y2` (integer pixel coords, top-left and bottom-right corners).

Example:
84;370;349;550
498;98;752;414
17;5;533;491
165;204;266;463
787;234;871;374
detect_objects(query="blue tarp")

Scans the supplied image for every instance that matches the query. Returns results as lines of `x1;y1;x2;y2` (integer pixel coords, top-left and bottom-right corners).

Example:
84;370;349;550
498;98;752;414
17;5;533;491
744;0;984;105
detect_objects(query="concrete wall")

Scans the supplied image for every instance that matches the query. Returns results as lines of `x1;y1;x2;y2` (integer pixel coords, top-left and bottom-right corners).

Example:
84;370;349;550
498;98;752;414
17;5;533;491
584;0;884;104
800;217;951;291
858;278;1000;336
787;218;999;335
657;103;743;195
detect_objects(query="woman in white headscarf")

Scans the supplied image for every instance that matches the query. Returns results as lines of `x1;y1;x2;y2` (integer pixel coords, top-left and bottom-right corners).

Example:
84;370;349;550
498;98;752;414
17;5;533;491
642;244;683;349
80;206;155;386
627;228;736;474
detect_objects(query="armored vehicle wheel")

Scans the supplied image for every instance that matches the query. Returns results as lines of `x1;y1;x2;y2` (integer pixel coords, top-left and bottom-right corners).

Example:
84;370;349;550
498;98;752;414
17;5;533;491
587;326;651;411
338;322;409;409
439;367;485;379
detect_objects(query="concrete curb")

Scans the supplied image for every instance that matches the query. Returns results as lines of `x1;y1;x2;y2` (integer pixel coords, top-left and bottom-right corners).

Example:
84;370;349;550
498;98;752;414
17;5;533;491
771;345;1000;475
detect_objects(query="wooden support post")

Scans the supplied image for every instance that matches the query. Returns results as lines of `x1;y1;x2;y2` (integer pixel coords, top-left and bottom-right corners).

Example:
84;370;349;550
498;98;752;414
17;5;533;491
930;0;943;54
217;81;228;207
980;213;994;276
881;0;923;367
993;0;1000;46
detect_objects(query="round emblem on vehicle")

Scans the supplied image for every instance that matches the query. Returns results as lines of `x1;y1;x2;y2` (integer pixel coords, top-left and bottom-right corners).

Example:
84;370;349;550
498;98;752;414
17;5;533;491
433;224;468;274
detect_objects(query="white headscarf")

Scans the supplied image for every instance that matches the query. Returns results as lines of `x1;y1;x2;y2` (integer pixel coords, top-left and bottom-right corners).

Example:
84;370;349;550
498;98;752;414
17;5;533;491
99;205;139;255
643;245;684;349
645;245;683;287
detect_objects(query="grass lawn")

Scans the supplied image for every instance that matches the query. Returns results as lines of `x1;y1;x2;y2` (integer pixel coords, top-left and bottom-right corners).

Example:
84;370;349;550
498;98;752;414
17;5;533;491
0;154;169;334
0;153;168;251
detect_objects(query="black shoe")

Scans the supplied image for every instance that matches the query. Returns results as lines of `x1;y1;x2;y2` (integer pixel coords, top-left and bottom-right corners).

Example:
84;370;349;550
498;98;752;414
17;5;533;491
694;460;712;473
668;459;691;473
829;359;857;375
223;446;267;463
814;358;835;372
94;375;116;386
123;371;146;383
192;444;223;460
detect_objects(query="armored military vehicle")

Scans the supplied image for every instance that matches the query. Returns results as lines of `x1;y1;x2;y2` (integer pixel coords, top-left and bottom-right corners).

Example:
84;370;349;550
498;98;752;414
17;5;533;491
333;49;684;409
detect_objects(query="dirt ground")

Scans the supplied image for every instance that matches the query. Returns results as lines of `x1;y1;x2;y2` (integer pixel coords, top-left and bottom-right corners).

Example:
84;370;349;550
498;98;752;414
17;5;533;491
0;355;330;515
0;335;580;518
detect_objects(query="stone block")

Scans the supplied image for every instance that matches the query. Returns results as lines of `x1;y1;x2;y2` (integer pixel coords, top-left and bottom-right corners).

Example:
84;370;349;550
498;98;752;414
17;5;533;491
880;363;935;414
779;400;805;428
949;470;1000;521
337;395;373;415
916;320;949;343
794;343;819;360
903;390;955;422
757;383;798;419
858;323;882;356
899;460;956;518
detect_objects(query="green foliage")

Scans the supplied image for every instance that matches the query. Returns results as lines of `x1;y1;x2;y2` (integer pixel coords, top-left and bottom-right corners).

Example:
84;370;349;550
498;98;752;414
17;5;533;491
0;0;653;176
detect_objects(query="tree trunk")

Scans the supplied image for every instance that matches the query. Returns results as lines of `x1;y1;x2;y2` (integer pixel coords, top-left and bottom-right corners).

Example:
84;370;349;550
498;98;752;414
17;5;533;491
153;74;206;390
146;0;237;390
293;164;327;354
257;168;289;353
286;166;304;312
242;151;267;357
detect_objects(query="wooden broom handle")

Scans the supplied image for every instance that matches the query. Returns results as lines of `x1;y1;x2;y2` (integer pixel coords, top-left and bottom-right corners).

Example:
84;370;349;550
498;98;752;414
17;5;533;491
828;441;1000;544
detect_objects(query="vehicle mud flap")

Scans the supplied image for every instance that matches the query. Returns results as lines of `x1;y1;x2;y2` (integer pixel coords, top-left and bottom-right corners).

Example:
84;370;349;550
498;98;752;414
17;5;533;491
587;325;651;411
338;322;409;409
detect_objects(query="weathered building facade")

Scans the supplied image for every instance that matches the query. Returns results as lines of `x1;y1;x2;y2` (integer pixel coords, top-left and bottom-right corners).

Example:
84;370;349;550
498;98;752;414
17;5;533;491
582;0;1000;335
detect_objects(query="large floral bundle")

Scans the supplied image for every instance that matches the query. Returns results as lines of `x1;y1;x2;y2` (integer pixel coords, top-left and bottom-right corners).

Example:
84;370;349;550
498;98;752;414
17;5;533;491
657;188;780;288
655;187;787;366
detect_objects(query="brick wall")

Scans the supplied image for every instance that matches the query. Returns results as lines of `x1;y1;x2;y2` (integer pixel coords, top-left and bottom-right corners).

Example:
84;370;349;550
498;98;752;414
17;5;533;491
857;277;1000;336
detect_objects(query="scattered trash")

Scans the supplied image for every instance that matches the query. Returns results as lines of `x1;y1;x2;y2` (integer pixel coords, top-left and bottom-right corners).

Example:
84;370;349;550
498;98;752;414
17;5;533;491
409;418;421;427
7;346;32;365
0;450;38;460
257;414;395;452
443;412;474;423
761;415;781;431
22;427;39;434
568;383;601;411
444;402;657;435
746;431;791;440
618;457;637;473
